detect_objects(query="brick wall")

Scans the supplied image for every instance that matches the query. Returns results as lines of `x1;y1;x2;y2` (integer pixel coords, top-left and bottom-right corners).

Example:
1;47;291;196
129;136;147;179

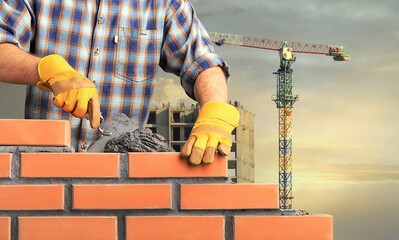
0;119;333;240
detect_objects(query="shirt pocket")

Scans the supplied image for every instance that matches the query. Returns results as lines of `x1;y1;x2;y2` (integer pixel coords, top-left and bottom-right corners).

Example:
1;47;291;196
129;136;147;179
115;27;163;84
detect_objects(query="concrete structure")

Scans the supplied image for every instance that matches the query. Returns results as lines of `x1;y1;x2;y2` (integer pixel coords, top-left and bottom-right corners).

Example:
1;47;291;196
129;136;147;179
147;102;255;183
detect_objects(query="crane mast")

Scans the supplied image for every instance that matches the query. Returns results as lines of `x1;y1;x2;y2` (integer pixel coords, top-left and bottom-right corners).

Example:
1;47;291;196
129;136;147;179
273;42;297;210
209;32;350;210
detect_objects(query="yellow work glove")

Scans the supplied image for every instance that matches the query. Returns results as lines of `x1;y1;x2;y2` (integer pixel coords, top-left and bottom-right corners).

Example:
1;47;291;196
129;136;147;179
181;102;240;165
37;54;100;129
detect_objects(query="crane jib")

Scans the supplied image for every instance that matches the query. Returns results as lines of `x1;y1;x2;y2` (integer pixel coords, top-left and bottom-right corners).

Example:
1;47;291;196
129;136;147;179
209;32;349;58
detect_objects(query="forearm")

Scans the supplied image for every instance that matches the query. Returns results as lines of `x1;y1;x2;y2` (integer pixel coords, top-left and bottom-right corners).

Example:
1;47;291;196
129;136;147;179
0;43;40;85
193;66;228;106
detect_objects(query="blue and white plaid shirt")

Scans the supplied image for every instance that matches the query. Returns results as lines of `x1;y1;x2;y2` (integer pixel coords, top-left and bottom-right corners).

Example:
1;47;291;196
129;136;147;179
0;0;229;150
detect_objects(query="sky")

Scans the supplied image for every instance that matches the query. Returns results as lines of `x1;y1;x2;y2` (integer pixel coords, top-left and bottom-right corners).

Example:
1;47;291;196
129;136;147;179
0;0;398;239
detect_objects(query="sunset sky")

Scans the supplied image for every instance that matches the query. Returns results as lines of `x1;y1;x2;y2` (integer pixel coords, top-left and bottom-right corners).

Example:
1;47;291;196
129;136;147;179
1;0;398;239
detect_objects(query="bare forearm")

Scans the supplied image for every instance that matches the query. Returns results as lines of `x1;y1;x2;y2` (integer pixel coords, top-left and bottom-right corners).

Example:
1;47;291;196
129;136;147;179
0;43;40;85
193;66;228;106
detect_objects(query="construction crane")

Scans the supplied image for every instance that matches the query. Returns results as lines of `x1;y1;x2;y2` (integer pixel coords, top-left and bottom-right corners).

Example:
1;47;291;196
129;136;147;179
209;32;350;210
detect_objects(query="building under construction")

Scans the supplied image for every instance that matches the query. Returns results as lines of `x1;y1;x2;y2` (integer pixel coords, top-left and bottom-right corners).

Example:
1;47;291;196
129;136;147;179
147;101;255;183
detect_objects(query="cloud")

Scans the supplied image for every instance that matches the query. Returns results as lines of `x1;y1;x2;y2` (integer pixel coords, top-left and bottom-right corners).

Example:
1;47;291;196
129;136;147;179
256;138;399;185
295;162;399;186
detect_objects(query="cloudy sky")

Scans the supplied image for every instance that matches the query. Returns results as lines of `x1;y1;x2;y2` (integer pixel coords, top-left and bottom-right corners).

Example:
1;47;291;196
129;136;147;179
0;0;398;239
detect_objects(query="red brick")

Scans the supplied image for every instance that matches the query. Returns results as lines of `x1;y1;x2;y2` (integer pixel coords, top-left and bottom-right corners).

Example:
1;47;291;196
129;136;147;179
126;216;224;240
21;153;119;178
73;184;171;209
129;152;227;178
234;215;333;240
0;217;10;240
0;119;70;146
181;184;279;209
0;185;64;210
0;153;11;178
19;216;117;240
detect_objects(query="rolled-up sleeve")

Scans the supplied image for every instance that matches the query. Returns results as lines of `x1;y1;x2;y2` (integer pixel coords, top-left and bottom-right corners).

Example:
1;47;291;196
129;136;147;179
160;0;229;100
0;0;35;51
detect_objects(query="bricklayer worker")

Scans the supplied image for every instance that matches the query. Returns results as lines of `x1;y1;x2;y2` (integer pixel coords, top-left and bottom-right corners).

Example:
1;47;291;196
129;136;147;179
0;0;239;165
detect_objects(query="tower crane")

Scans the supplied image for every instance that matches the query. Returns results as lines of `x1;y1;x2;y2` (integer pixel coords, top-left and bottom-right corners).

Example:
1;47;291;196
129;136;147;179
208;32;350;210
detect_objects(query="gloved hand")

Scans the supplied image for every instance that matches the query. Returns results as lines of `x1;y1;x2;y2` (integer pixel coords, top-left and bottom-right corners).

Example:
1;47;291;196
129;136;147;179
181;102;239;165
37;54;100;129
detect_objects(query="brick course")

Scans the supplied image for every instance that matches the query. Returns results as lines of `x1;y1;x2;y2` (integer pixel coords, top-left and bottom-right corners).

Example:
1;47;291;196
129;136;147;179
0;119;333;240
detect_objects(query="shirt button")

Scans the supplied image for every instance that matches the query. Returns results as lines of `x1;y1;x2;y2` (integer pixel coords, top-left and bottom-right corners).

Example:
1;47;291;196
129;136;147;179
98;17;104;25
94;49;100;56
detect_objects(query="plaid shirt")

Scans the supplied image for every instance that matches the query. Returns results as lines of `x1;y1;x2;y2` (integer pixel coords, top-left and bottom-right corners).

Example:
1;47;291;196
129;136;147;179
0;0;228;150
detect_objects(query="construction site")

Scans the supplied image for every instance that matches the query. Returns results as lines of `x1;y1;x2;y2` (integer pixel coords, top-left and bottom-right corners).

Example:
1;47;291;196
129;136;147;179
3;1;396;240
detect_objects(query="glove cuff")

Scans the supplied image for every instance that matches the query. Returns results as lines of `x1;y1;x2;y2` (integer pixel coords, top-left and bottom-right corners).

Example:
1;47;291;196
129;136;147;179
198;102;240;127
37;54;77;85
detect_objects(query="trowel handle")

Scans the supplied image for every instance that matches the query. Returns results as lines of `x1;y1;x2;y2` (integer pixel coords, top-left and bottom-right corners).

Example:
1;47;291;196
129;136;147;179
84;113;112;136
98;115;112;136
